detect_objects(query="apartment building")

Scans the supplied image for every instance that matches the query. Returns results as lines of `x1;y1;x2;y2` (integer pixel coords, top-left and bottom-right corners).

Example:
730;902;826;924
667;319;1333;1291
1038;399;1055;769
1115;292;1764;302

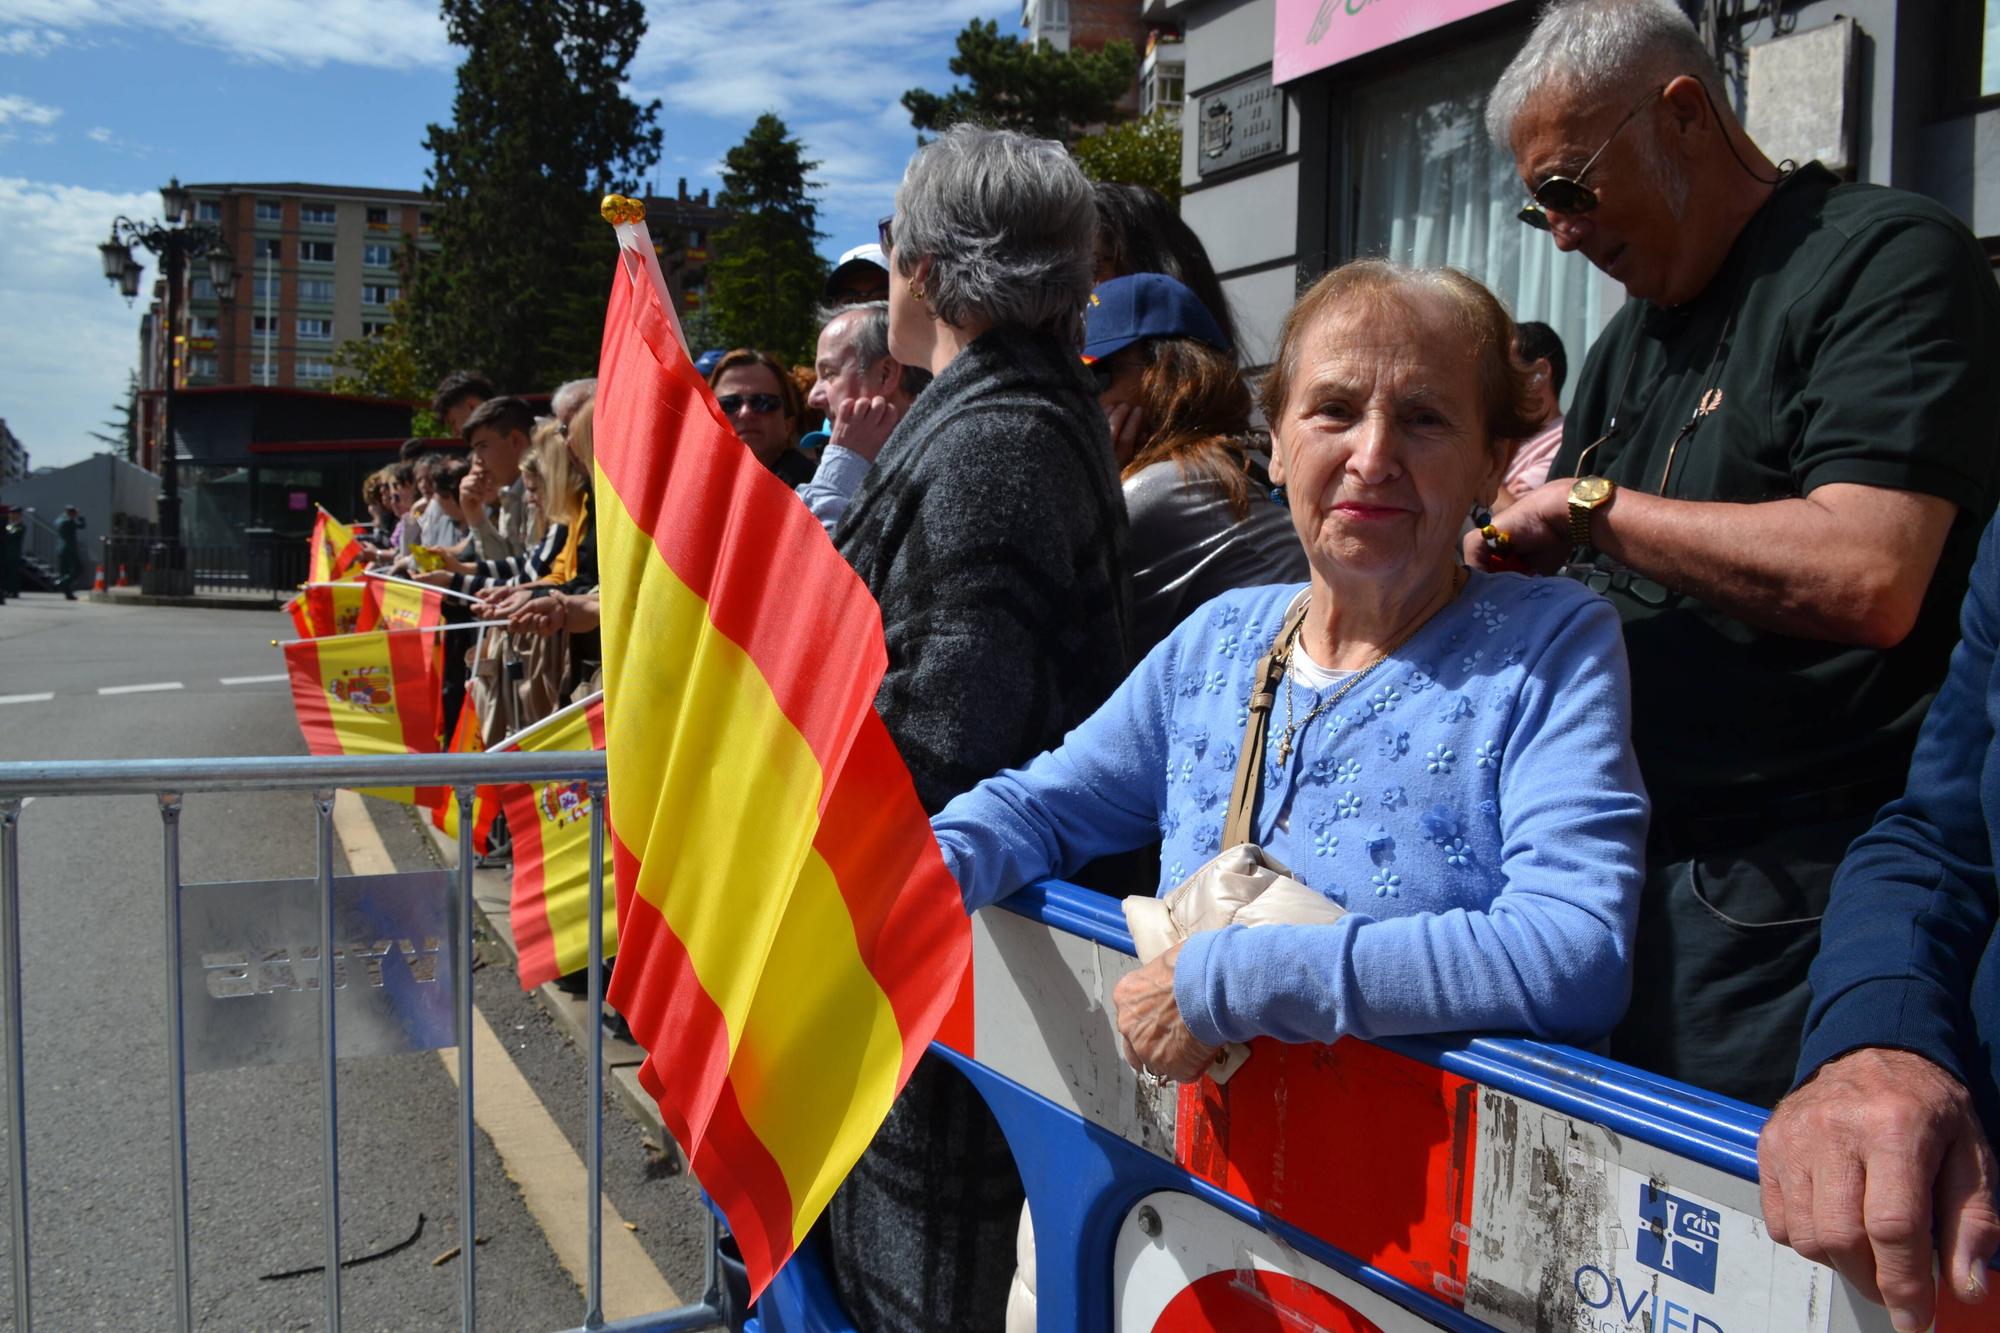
152;182;438;395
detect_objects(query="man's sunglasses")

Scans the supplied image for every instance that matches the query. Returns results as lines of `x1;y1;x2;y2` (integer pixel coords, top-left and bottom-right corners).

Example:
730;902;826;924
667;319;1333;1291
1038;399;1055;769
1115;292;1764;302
717;393;782;416
877;215;894;253
1517;86;1663;230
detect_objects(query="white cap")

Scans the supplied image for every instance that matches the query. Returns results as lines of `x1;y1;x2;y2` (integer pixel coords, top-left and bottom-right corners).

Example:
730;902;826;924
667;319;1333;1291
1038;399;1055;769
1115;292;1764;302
824;243;890;299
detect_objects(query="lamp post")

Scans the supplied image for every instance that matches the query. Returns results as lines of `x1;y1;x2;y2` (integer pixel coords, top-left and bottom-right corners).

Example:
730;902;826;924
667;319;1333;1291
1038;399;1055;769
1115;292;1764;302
99;177;236;596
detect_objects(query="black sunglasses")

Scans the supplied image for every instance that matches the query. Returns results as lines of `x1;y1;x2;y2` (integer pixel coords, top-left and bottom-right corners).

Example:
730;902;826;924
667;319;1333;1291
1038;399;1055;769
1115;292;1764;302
717;393;782;416
1517;85;1664;230
1087;362;1115;395
877;215;894;253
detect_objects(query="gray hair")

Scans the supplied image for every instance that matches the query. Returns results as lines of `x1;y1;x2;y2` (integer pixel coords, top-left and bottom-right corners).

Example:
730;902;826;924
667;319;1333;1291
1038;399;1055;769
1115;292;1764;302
892;125;1097;335
551;377;596;421
825;301;934;398
1486;0;1721;150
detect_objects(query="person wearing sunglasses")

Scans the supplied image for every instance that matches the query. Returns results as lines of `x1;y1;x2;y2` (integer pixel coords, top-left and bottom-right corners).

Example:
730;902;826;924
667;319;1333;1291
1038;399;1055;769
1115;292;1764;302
1471;0;2000;1127
705;347;814;486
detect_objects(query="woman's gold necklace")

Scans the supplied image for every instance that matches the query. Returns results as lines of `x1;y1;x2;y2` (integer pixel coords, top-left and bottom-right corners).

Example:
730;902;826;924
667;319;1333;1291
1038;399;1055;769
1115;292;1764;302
1275;567;1468;766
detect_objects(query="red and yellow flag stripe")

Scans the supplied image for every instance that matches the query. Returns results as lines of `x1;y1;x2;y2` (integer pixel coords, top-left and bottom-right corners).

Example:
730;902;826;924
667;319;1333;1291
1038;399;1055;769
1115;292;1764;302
496;694;611;989
309;509;364;585
594;231;969;1296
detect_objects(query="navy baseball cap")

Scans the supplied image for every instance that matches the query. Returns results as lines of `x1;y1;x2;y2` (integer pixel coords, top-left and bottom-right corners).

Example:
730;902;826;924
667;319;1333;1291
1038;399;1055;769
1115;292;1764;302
694;349;725;378
1082;273;1230;364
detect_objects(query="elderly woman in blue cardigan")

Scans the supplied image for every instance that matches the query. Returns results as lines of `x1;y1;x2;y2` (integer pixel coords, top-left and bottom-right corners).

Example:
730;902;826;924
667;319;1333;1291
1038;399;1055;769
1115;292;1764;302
935;260;1651;1081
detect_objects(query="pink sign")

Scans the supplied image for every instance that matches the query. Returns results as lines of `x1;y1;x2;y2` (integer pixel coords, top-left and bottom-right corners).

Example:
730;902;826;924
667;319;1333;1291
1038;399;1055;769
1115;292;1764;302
288;491;310;511
1274;0;1513;84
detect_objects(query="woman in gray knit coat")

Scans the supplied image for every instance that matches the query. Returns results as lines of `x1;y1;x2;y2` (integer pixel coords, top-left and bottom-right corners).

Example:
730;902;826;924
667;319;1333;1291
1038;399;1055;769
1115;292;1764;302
825;126;1134;1331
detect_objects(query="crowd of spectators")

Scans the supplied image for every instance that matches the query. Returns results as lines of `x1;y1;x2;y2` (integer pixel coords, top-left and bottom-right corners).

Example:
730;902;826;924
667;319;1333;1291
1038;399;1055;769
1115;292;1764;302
321;0;2000;1324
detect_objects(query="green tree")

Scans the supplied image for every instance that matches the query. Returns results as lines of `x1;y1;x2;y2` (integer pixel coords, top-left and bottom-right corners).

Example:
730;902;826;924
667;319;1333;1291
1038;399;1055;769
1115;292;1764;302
402;0;662;394
704;114;826;365
86;370;140;464
904;20;1137;146
1072;108;1184;204
330;309;445;435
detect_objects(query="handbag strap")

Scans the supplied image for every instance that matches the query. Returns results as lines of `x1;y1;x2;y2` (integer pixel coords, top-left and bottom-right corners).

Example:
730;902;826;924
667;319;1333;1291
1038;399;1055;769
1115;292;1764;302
1222;591;1311;848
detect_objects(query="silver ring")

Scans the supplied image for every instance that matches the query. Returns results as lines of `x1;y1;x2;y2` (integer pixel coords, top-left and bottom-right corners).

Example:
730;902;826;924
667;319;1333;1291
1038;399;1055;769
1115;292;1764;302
1138;1068;1175;1091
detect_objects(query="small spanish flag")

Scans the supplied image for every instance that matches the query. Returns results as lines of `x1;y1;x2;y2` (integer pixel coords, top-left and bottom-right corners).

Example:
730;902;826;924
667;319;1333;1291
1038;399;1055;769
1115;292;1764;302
429;687;498;854
309;508;364;584
409;545;451;574
288;582;370;639
594;203;969;1297
494;693;610;990
362;577;445;635
282;627;441;808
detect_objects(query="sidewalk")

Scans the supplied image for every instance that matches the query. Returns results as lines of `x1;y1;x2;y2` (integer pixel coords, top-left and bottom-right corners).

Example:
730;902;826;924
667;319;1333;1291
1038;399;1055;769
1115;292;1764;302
413;808;681;1167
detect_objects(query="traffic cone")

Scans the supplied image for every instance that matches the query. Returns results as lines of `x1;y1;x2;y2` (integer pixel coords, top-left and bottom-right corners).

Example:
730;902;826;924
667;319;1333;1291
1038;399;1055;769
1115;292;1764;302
92;565;106;592
115;565;130;588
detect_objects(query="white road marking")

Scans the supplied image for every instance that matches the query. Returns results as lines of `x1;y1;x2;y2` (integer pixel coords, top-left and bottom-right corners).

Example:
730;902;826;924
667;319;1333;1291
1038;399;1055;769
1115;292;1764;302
329;790;680;1317
0;693;53;706
218;673;287;686
97;681;183;696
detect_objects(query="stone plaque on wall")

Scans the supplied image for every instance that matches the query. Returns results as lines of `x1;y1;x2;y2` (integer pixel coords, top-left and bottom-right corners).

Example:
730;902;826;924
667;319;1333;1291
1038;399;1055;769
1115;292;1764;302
1745;17;1858;177
1198;75;1287;178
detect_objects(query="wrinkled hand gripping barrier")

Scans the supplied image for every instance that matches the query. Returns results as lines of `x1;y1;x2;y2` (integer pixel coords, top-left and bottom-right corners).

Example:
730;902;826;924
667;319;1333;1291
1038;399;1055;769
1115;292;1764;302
751;880;1960;1333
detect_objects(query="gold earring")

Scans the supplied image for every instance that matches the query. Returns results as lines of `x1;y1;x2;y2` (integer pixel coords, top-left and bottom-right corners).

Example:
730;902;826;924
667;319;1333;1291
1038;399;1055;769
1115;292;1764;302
908;277;927;302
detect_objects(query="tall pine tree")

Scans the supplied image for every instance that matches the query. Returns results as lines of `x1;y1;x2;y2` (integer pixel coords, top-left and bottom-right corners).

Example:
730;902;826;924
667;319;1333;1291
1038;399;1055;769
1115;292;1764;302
904;20;1137;146
704;115;826;366
404;0;662;393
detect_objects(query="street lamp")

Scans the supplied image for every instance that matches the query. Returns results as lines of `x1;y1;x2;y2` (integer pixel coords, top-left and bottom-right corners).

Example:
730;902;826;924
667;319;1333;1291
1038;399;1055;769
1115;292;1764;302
99;177;235;596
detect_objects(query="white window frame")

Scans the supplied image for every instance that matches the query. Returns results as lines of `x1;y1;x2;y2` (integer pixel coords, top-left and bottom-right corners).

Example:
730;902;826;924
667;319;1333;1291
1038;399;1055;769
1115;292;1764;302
299;240;335;265
255;200;282;222
363;242;395;268
299;204;337;226
298;279;335;304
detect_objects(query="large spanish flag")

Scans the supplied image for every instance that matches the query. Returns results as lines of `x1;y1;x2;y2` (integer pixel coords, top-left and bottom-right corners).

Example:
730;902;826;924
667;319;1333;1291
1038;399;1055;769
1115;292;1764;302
495;693;611;990
283;627;442;808
309;508;364;584
593;199;970;1297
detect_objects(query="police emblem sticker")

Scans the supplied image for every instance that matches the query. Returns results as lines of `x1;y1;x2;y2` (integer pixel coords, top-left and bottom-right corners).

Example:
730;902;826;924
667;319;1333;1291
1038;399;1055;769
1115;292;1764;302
1635;1183;1721;1294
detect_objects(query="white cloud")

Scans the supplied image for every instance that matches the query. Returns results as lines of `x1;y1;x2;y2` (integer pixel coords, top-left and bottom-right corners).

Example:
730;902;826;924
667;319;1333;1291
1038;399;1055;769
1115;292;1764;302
0;0;451;69
85;125;149;156
0;177;159;471
0;26;67;55
0;93;60;128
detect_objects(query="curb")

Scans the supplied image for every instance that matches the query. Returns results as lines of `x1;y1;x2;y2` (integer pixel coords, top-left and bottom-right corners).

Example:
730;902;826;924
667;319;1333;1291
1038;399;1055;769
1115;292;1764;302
90;590;283;612
417;812;683;1169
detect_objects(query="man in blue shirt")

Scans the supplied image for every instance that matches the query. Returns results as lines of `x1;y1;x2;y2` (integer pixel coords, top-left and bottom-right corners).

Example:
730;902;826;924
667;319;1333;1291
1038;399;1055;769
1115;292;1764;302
1759;519;2000;1333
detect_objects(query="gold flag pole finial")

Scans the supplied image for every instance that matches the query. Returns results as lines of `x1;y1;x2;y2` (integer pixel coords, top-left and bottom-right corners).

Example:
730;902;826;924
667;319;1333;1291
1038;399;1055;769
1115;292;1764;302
600;194;646;226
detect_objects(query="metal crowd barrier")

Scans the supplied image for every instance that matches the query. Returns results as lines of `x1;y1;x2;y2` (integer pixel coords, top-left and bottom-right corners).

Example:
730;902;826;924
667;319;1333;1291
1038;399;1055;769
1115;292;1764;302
0;754;724;1333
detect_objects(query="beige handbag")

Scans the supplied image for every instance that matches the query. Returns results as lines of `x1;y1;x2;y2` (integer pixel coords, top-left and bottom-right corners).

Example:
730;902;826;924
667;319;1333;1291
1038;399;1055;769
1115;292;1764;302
1121;592;1348;1085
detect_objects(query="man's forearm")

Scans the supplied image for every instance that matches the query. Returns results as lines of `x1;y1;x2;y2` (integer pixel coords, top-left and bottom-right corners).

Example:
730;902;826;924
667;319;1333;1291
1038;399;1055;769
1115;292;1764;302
1589;485;1956;647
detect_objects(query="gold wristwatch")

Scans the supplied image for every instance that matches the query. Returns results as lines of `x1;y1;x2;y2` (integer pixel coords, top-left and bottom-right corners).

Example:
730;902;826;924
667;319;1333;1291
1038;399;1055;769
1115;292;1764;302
1568;475;1616;551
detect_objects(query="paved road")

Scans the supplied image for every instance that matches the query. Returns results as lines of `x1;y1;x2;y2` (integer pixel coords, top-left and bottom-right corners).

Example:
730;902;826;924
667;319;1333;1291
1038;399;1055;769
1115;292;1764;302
0;593;713;1329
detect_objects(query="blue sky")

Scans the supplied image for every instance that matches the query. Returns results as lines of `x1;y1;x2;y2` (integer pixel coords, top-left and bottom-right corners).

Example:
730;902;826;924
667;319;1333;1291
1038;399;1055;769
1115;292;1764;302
0;0;1013;471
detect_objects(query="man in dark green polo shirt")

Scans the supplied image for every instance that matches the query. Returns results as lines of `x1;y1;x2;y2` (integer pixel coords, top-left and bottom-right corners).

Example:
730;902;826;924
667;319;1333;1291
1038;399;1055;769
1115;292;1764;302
1473;0;2000;1108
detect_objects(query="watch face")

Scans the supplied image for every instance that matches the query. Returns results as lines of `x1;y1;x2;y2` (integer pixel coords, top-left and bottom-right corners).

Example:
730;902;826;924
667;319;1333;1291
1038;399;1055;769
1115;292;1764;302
1572;476;1614;504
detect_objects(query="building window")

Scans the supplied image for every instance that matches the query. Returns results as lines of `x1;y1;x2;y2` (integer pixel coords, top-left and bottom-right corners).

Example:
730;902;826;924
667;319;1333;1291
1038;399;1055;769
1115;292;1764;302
191;315;220;338
362;319;391;337
300;240;335;264
256;200;282;222
297;316;333;340
419;211;434;233
253;314;282;337
196;200;222;222
188;354;218;379
253;358;278;386
1143;58;1185;116
297;357;334;384
252;274;280;302
191;276;215;301
361;283;400;307
363;242;395;268
255;237;281;261
366;206;391;229
1347;31;1606;411
298;278;334;303
300;204;337;226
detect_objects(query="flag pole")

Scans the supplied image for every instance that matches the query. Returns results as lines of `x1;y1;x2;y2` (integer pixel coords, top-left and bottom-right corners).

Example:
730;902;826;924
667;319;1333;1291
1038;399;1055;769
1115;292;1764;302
270;622;489;648
484;689;605;754
360;568;482;606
